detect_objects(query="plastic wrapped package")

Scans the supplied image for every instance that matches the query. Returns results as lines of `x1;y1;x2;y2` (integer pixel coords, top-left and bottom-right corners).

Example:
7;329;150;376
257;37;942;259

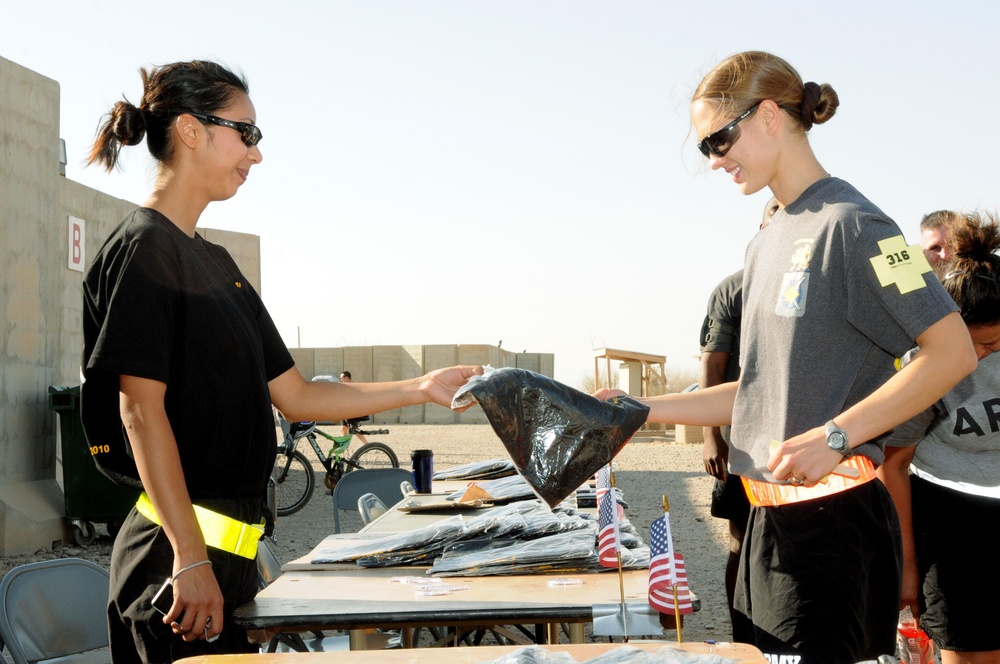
445;475;539;504
453;367;650;508
311;514;470;564
515;503;593;538
434;458;516;480
312;500;564;566
477;645;741;663
354;504;542;567
481;645;577;663
583;646;741;663
429;530;598;576
313;497;649;573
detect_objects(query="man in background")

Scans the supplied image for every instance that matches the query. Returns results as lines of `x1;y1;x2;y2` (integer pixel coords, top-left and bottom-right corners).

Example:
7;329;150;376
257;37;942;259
920;209;960;268
339;371;370;444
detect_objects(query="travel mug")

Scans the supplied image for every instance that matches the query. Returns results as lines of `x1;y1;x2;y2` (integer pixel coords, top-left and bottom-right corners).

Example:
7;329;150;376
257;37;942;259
411;449;434;493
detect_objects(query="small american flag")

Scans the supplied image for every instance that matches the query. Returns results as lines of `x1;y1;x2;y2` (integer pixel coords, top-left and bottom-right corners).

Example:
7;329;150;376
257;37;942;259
648;513;693;614
597;486;620;568
596;465;611;506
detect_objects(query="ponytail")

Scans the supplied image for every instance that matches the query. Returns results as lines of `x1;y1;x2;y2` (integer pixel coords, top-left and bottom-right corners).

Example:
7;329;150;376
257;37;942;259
941;211;1000;327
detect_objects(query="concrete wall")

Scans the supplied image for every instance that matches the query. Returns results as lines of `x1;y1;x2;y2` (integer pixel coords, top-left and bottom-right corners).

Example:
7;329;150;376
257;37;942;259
1;57;82;554
290;344;556;426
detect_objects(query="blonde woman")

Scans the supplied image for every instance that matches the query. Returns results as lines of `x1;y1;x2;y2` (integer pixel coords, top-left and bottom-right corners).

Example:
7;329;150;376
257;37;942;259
602;52;976;660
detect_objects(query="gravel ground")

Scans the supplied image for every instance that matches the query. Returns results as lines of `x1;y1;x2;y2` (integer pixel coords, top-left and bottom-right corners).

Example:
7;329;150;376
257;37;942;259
0;423;733;647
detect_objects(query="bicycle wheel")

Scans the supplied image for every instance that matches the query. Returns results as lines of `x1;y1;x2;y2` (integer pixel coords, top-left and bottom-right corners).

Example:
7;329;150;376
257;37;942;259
349;442;399;471
272;450;314;517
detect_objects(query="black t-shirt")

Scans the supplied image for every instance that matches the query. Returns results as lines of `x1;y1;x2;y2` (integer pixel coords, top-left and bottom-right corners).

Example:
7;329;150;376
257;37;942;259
699;269;743;384
81;208;294;500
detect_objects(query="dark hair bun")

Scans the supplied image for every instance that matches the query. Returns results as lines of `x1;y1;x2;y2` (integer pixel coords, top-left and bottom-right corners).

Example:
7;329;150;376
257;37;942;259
810;83;839;126
108;99;146;147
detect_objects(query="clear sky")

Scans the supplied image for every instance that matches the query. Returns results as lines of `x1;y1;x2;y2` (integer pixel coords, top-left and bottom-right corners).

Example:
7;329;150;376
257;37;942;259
5;1;998;388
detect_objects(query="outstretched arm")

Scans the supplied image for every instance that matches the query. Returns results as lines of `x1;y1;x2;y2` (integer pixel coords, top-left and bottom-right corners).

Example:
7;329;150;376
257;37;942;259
592;381;736;428
269;364;483;423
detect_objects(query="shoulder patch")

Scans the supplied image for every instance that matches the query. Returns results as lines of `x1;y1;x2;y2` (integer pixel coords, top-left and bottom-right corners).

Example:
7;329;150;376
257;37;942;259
868;236;932;294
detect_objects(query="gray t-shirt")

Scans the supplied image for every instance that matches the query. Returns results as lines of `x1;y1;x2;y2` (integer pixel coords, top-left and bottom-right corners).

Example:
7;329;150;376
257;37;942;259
886;350;1000;496
730;177;958;482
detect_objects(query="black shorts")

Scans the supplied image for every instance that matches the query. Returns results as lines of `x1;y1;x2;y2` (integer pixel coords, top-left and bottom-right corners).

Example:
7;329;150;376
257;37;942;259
912;475;1000;652
735;480;902;662
107;497;263;663
710;474;751;525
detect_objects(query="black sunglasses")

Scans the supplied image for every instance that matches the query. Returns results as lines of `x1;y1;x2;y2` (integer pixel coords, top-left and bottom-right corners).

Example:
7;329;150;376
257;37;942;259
186;111;263;147
697;102;760;158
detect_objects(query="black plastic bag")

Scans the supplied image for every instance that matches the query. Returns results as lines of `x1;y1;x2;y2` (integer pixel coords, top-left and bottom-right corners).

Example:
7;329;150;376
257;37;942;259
453;367;649;508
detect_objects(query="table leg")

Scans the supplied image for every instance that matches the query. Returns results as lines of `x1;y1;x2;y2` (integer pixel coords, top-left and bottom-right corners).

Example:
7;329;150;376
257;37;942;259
348;629;367;650
567;623;585;643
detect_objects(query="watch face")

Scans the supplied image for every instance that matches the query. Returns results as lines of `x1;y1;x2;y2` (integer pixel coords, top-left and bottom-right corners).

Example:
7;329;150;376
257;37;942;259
829;432;848;451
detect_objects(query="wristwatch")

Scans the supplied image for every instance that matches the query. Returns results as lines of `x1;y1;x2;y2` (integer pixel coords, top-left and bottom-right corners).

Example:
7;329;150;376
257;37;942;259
825;420;851;456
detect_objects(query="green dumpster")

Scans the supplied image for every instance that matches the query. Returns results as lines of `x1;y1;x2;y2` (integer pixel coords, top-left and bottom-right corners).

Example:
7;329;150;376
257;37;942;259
48;385;139;546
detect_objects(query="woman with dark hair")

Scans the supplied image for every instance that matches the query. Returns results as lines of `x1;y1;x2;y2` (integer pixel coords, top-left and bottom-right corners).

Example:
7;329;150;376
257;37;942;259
880;212;1000;664
82;60;480;661
598;51;976;660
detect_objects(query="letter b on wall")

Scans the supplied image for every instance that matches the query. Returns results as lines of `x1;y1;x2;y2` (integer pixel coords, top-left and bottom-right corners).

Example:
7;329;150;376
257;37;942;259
68;216;85;272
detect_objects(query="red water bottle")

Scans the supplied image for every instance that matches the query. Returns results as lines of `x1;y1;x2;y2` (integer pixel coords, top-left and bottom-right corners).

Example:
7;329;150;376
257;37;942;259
897;608;936;664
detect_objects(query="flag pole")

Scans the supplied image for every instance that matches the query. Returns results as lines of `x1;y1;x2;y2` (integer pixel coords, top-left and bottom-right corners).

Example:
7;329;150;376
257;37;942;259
664;495;682;643
613;472;628;642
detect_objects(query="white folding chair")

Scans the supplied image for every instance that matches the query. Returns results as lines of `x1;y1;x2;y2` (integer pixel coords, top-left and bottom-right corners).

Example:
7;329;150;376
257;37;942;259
357;493;388;525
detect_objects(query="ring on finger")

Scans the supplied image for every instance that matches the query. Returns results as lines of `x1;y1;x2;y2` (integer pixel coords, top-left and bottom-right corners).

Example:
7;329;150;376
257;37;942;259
790;476;804;485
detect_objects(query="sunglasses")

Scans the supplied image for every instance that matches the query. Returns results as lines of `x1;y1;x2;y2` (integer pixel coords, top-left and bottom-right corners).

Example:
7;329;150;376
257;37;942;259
697;102;760;158
186;111;263;147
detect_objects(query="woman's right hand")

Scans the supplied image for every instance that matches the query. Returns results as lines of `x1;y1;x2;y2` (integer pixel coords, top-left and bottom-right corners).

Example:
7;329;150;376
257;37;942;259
703;429;730;480
164;559;224;642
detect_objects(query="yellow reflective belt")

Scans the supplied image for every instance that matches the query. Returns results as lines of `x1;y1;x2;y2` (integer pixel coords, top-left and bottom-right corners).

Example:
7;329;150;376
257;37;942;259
741;456;877;507
135;492;264;559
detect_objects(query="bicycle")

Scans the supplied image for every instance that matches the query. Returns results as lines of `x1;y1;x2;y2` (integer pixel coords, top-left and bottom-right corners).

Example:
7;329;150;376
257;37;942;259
271;417;399;517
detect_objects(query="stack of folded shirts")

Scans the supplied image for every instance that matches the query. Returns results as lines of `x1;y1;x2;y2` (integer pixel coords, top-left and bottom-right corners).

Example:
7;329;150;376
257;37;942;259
433;458;517;481
311;500;649;575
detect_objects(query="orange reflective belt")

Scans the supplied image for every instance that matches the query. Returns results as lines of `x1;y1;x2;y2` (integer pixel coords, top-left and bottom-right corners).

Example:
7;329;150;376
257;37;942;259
741;456;877;507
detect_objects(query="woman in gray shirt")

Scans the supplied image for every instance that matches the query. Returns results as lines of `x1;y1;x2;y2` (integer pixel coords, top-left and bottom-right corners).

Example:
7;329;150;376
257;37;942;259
880;212;1000;664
